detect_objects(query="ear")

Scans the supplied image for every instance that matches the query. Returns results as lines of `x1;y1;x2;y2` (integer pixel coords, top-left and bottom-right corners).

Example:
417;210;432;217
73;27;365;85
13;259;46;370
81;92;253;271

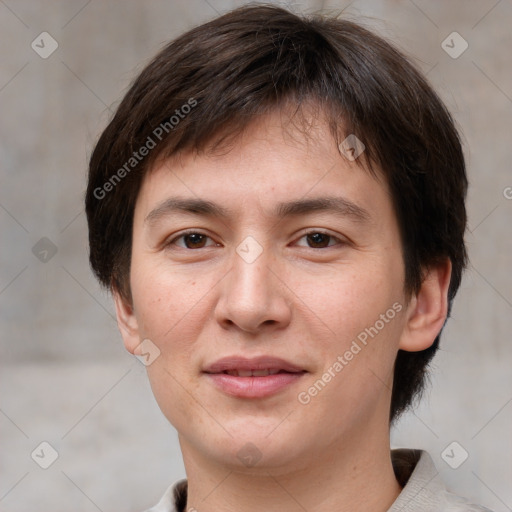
399;258;452;352
113;290;141;355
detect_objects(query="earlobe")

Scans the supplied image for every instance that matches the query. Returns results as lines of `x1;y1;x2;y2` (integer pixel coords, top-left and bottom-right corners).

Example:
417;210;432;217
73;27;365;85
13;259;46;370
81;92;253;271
113;291;141;354
399;259;452;352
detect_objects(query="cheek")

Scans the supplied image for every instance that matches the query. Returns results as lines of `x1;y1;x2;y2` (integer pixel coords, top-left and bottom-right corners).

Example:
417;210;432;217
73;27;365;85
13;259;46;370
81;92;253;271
146;364;203;433
136;274;208;426
293;260;407;405
131;260;207;341
295;263;400;342
296;301;406;433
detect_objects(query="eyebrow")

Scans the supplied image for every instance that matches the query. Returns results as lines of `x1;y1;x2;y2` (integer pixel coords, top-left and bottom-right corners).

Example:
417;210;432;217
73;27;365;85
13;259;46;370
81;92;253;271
144;196;371;226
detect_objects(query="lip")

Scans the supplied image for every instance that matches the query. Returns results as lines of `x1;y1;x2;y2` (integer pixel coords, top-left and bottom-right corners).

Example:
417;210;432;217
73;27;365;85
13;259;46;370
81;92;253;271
203;356;307;398
203;355;305;374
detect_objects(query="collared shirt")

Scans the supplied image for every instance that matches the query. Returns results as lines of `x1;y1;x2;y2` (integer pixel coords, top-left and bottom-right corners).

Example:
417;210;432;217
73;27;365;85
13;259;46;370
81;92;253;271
143;449;493;512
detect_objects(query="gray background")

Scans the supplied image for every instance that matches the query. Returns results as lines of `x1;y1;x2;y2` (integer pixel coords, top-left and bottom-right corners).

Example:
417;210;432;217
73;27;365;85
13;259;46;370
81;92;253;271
1;0;511;511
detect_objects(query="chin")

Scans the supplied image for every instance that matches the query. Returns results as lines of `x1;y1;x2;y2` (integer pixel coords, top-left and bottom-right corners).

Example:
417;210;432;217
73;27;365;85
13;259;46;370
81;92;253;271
216;425;311;471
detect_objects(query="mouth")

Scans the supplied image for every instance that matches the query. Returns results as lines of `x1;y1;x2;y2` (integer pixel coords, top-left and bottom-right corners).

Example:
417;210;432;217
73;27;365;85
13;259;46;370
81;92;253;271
203;356;307;398
217;368;293;377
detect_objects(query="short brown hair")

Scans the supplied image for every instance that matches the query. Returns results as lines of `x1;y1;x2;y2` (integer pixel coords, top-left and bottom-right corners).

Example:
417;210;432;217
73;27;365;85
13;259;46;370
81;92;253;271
85;4;468;422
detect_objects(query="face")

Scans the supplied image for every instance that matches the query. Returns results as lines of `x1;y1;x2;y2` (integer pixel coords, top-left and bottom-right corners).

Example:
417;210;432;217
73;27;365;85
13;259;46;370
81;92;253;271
116;108;431;474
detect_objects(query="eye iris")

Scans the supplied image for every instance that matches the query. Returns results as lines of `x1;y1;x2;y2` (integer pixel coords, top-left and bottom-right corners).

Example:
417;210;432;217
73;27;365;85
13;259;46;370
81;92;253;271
185;233;206;248
307;233;330;248
181;233;332;249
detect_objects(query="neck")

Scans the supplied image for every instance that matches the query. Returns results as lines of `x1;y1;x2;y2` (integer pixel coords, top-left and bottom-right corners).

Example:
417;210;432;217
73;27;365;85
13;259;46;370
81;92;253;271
180;422;401;512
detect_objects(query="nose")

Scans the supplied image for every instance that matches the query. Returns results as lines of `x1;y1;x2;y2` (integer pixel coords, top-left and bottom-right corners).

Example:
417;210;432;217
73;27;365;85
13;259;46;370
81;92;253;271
214;241;292;334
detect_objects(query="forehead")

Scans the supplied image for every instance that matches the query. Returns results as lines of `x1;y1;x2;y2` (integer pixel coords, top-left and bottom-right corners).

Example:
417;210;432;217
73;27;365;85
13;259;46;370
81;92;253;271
134;107;390;226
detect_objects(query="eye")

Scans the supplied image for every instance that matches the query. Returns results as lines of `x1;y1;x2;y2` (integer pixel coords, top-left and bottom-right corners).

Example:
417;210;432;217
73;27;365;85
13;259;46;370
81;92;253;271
166;231;218;249
165;230;344;251
295;230;344;249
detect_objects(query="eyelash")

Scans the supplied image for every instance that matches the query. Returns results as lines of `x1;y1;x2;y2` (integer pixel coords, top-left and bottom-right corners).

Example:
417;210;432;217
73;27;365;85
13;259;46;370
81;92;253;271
165;229;345;250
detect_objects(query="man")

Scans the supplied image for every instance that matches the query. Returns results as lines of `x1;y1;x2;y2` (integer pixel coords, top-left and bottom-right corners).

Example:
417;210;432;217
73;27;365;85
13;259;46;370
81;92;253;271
86;5;492;511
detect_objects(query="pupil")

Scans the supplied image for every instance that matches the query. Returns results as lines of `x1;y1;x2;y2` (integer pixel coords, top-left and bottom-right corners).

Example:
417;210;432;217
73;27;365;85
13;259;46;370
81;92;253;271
308;233;329;248
186;234;205;248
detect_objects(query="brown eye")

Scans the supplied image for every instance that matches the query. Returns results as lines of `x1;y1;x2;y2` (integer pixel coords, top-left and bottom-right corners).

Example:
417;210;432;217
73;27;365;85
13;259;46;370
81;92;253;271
182;233;207;249
296;231;342;249
167;231;217;249
306;232;332;248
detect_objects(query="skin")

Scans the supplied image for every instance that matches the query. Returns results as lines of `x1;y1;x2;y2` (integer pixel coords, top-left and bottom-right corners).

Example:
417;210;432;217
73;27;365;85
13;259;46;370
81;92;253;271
114;106;451;512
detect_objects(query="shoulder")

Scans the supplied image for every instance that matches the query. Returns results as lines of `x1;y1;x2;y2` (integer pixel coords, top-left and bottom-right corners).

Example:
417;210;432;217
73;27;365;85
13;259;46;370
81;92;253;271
389;449;494;512
440;490;494;511
141;478;187;512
